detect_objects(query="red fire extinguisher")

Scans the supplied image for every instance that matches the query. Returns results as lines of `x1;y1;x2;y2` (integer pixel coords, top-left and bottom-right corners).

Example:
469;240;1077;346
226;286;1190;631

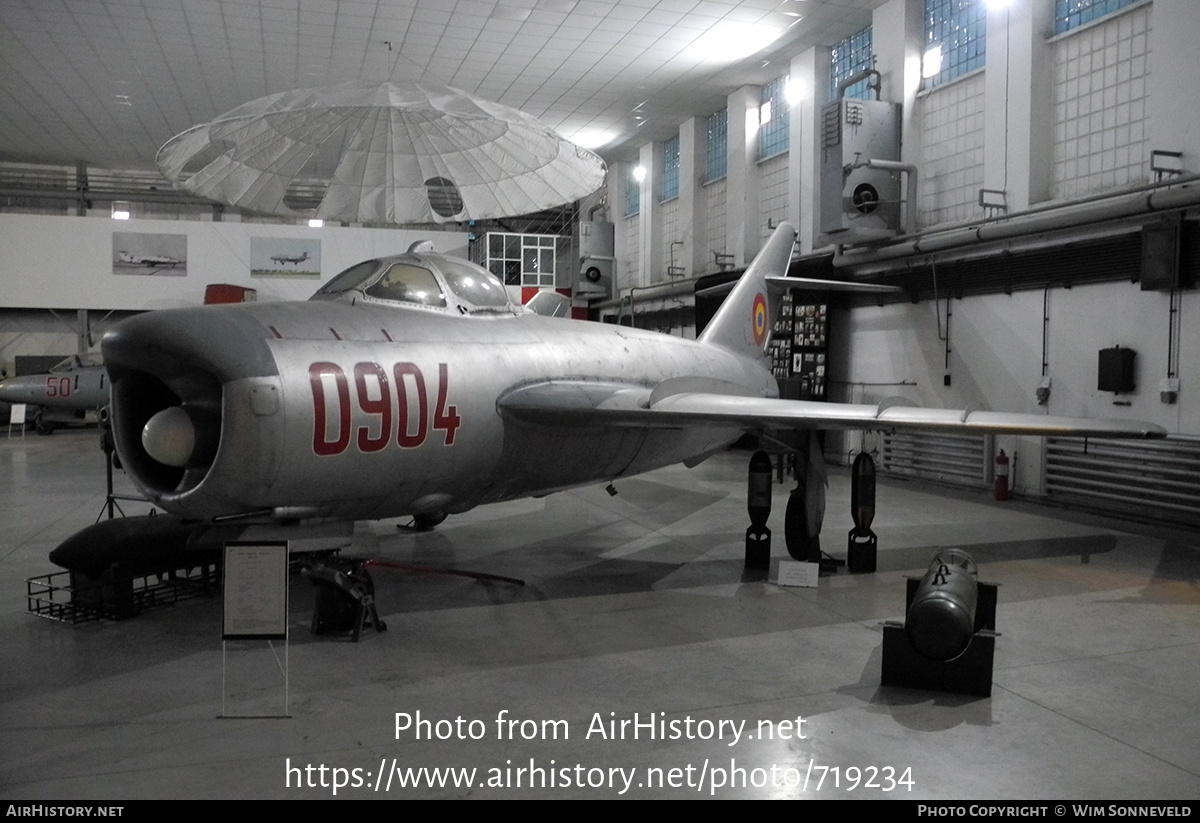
994;450;1010;501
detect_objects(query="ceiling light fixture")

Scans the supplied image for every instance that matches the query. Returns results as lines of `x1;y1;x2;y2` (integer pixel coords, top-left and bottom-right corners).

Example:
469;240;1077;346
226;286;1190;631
689;22;784;62
568;130;615;149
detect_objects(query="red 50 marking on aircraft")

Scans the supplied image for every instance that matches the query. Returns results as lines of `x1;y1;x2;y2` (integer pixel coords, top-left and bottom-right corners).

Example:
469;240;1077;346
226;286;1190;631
45;376;73;398
308;361;461;456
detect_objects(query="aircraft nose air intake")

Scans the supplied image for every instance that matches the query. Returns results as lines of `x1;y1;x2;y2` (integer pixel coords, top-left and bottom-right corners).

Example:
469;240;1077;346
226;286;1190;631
142;406;195;467
102;305;280;503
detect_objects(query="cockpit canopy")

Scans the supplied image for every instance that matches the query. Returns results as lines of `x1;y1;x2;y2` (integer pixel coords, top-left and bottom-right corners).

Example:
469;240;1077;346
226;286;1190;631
312;249;518;315
50;352;103;372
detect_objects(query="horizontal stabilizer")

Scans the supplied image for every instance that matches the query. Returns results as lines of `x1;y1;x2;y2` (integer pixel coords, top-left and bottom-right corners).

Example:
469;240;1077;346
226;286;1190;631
765;276;901;294
696;275;902;298
695;276;902;298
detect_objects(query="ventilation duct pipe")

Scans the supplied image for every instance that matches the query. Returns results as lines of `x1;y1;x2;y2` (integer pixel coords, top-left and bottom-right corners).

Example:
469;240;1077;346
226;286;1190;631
833;177;1200;273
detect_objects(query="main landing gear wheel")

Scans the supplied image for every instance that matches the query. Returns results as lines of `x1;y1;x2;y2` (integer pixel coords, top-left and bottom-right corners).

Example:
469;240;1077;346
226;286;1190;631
784;485;809;561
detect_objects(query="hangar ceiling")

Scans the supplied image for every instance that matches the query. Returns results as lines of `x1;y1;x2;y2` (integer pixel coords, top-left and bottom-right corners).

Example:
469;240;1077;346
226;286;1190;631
0;0;884;172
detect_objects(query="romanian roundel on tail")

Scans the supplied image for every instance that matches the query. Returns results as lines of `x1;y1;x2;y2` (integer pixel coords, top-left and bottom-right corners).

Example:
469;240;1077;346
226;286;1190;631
697;223;797;360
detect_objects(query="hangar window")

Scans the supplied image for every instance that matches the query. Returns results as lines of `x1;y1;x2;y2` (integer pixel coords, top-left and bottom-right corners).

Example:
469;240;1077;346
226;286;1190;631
484;232;557;290
624;164;640;217
661;135;680;202
1054;0;1141;34
705;109;727;182
364;263;446;308
519;235;557;289
487;233;523;285
923;0;987;89
831;26;874;100
758;76;790;160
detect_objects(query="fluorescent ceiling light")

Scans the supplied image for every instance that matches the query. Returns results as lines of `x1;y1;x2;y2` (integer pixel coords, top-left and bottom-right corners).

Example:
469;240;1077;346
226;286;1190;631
689;22;784;62
567;130;615;149
308;218;324;228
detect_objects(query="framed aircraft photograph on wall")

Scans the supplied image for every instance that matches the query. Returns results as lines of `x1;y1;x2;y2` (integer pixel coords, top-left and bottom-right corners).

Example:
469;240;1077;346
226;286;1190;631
112;231;188;276
251;237;321;277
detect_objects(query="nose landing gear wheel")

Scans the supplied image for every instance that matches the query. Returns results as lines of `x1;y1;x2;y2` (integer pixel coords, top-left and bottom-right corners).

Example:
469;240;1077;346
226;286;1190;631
412;511;447;531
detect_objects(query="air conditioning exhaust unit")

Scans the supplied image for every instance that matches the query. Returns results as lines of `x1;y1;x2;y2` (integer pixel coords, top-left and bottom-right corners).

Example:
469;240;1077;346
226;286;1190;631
575;220;615;299
819;71;903;245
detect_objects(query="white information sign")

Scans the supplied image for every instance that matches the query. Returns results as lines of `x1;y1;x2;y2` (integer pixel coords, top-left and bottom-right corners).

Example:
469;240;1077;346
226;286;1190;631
776;560;820;588
222;542;288;640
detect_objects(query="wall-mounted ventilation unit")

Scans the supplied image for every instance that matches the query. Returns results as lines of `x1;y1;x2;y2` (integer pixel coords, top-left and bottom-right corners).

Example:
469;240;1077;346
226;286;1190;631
819;97;902;244
576;221;615;299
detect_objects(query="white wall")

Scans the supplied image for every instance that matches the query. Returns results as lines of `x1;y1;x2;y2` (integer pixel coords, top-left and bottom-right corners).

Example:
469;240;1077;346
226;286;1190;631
837;279;1196;488
0;214;469;310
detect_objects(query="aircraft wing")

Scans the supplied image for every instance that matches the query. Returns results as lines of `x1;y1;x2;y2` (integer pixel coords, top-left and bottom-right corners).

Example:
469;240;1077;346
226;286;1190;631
498;381;1167;439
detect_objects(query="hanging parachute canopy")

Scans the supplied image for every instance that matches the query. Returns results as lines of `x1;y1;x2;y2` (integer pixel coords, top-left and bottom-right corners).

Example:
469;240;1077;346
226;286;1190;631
156;80;607;224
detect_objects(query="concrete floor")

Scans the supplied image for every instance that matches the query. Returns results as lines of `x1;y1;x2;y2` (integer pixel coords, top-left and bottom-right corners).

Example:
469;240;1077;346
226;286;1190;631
1;428;1198;800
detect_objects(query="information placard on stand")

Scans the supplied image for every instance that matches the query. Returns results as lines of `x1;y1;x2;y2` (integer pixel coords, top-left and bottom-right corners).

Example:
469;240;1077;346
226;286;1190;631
222;541;289;718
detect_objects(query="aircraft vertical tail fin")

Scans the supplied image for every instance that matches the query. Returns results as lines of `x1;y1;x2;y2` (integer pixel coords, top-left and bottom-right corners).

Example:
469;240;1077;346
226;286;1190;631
697;222;796;359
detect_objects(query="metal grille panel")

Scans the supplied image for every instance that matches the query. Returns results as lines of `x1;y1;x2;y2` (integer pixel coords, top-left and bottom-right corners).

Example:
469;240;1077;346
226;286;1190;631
880;432;991;487
1045;436;1200;529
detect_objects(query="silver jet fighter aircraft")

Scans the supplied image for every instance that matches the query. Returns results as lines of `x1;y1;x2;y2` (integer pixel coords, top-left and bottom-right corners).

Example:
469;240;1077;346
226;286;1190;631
116;251;184;268
0;353;109;434
100;224;1164;552
270;251;312;266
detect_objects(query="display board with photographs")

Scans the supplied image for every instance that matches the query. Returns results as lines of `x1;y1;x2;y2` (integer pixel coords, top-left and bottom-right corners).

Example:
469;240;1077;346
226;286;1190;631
768;290;829;400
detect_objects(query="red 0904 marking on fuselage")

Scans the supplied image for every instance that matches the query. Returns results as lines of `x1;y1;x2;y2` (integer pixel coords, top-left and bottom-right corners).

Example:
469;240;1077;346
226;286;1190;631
309;361;461;456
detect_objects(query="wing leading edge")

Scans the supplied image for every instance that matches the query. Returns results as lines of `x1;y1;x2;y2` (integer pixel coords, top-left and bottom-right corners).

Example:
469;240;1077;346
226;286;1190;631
499;381;1167;439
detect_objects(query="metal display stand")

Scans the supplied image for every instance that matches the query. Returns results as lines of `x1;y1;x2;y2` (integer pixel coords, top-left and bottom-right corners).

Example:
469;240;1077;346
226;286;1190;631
881;562;999;698
302;558;387;642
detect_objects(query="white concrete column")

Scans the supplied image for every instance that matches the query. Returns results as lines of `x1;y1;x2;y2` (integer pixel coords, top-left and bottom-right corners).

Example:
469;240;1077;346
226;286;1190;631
791;47;828;254
726;85;761;265
639;141;660;286
872;0;925;168
984;0;1054;210
679;116;705;277
610;160;631;291
1148;0;1200;169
